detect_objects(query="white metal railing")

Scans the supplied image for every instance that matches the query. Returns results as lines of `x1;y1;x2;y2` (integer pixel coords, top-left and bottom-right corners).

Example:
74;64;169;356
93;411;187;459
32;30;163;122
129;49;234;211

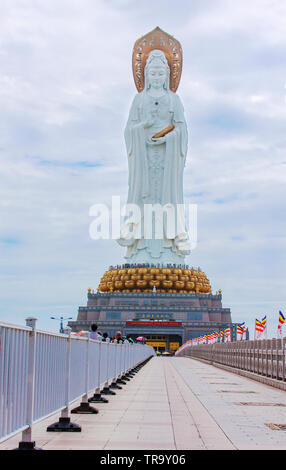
175;338;286;381
0;318;154;447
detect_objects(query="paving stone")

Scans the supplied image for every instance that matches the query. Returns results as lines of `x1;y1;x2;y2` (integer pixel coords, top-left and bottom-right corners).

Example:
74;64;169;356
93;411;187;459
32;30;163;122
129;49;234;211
1;356;286;450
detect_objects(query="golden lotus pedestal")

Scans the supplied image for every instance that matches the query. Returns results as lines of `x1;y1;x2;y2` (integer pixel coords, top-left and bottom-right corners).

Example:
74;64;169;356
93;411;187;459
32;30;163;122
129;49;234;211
96;267;212;295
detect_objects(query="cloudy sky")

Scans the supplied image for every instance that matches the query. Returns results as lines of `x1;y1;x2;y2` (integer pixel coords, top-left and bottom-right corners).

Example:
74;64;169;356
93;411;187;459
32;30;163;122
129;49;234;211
0;0;285;338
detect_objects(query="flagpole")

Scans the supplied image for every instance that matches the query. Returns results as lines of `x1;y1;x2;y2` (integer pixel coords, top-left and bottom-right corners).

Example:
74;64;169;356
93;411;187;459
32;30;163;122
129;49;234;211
281;326;285;382
265;321;267;340
277;326;281;380
281;329;285;382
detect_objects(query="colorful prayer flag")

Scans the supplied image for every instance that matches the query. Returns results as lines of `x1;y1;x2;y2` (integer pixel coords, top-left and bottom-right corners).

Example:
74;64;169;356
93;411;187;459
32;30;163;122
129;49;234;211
255;319;264;332
261;316;267;330
278;311;285;330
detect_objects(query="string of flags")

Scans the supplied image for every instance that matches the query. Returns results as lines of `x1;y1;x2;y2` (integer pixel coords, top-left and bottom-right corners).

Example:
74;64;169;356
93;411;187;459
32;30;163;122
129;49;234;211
176;311;285;354
176;326;238;353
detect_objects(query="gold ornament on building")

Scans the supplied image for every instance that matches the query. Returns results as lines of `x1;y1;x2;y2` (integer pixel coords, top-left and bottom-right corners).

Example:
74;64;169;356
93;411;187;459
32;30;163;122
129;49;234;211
97;267;212;295
132;26;183;93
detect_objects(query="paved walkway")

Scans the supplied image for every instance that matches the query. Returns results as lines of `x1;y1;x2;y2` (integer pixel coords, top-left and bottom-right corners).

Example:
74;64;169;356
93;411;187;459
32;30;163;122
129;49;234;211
1;357;286;450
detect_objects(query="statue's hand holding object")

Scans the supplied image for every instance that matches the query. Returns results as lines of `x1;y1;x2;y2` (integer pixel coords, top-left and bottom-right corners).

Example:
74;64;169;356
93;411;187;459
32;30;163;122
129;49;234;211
152;124;175;141
147;136;166;146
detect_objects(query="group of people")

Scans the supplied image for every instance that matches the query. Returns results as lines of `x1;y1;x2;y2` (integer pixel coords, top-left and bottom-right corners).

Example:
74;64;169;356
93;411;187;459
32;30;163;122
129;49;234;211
109;263;192;270
89;324;135;344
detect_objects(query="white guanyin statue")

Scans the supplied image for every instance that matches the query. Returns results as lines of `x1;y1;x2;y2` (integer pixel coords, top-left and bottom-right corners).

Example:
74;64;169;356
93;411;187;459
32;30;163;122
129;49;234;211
118;29;191;265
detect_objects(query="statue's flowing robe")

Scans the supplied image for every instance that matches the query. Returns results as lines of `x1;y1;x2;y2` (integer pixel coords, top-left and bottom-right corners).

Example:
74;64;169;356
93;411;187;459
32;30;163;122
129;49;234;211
118;90;190;261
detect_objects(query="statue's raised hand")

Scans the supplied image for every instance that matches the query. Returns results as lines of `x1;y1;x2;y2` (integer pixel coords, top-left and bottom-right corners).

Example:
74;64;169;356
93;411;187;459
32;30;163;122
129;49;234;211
143;118;155;129
143;110;157;129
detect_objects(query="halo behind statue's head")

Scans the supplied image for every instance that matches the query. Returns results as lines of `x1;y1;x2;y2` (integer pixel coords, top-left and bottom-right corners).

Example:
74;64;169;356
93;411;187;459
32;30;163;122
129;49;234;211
132;27;183;93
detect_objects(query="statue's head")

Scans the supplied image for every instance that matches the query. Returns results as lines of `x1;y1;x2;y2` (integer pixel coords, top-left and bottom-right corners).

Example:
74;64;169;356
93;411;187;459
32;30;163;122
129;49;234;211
144;50;170;91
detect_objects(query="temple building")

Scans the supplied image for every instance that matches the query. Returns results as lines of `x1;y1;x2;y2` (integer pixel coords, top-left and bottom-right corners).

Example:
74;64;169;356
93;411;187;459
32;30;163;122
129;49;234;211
69;265;236;352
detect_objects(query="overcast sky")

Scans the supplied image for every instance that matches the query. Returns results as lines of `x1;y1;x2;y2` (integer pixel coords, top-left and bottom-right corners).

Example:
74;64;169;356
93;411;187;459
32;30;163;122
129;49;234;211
0;0;286;338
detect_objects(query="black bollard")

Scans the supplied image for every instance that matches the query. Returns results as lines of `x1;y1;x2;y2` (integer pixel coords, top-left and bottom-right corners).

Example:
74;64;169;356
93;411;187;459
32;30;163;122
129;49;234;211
88;393;109;403
71;401;99;414
47;417;81;432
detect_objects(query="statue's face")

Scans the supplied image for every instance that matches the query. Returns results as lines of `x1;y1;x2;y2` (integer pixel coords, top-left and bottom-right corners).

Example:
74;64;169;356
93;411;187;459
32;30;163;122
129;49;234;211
147;66;167;90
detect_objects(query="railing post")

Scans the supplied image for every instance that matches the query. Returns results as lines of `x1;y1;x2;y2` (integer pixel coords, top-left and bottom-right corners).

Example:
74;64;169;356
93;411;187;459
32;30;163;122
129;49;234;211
265;340;268;375
271;338;274;378
110;343;123;390
127;343;136;377
276;337;280;380
262;340;266;376
101;342;116;395
15;317;41;450
257;340;260;374
116;345;127;385
89;341;109;402
71;332;98;414
63;327;71;418
121;344;131;381
47;327;81;432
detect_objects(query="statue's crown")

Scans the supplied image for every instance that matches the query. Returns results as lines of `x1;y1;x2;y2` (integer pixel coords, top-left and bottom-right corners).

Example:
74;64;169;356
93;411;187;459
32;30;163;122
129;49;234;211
146;50;169;69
